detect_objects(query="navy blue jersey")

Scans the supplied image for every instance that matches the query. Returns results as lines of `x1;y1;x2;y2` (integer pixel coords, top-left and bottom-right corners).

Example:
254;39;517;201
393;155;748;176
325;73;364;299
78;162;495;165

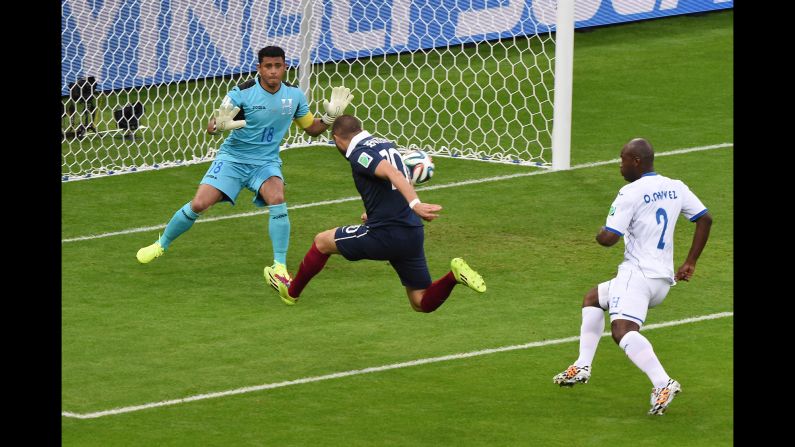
345;131;422;228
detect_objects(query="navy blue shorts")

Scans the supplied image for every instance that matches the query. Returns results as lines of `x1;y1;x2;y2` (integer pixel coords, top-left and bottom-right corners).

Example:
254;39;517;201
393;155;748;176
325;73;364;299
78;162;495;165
334;224;432;289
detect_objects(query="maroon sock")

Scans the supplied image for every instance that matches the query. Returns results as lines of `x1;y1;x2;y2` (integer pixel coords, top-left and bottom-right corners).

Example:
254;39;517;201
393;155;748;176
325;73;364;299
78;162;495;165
288;242;330;298
419;271;458;313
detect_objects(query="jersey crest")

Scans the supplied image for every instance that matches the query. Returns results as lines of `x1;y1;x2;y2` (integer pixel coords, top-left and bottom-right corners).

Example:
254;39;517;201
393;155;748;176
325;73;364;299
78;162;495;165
281;98;293;115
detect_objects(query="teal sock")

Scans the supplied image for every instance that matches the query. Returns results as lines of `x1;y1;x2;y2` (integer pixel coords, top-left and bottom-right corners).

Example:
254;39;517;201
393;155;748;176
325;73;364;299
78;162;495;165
268;203;290;265
159;202;200;250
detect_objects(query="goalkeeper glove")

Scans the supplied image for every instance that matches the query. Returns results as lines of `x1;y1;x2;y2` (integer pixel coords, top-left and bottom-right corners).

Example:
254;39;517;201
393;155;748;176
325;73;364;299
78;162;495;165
321;86;354;125
214;96;246;132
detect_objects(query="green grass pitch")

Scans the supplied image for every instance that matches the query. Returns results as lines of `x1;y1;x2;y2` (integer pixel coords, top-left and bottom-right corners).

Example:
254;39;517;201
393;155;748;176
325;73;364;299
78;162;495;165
62;10;733;446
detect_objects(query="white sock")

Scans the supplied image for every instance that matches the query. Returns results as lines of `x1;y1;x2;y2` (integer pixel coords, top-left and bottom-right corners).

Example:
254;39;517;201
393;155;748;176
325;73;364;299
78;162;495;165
574;307;605;367
618;331;670;388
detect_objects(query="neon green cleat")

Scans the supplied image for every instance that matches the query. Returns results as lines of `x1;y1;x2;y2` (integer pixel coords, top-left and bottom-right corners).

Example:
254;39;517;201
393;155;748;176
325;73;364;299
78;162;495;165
264;264;297;305
450;257;486;293
271;262;292;282
136;241;164;264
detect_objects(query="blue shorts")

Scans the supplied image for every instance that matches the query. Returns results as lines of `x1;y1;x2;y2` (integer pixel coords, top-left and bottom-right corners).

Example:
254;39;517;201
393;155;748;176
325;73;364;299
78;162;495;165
334;224;431;289
200;159;283;207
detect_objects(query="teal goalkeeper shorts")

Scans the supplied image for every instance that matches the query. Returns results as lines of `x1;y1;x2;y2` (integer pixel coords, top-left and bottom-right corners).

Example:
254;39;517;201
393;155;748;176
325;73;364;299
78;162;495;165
200;159;283;207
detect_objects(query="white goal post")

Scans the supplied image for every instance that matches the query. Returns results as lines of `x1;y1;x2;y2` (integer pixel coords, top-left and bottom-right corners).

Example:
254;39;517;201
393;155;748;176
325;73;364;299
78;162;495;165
61;0;574;181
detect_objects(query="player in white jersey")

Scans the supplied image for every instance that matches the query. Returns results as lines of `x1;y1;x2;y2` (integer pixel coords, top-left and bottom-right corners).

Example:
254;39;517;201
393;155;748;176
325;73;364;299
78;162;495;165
552;138;712;416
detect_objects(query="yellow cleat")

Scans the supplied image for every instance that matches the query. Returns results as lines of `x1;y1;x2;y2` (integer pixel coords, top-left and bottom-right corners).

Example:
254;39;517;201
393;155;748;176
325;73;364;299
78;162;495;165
271;262;292;282
450;257;486;293
136;241;164;264
264;264;297;305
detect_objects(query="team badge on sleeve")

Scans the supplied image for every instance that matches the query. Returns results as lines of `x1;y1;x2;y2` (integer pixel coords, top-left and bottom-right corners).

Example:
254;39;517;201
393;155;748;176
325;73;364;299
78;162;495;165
609;206;616;216
358;152;373;168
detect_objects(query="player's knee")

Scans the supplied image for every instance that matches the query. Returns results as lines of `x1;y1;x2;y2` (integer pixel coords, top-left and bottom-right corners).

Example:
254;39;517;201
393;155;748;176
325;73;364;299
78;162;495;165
417;296;436;313
312;232;326;248
582;287;599;308
415;300;434;312
266;193;285;206
610;320;638;344
190;198;212;213
313;231;335;254
405;289;425;312
610;328;624;345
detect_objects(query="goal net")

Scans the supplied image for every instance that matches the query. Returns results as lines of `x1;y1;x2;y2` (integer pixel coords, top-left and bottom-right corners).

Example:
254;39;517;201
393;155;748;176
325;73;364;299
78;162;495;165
61;0;568;181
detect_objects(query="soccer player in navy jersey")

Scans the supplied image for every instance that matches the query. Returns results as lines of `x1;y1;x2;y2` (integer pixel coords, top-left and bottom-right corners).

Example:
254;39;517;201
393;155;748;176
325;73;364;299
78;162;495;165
136;46;353;283
264;115;486;312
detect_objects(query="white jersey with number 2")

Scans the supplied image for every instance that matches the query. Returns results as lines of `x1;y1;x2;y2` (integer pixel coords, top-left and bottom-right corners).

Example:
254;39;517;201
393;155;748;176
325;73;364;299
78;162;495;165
604;172;707;283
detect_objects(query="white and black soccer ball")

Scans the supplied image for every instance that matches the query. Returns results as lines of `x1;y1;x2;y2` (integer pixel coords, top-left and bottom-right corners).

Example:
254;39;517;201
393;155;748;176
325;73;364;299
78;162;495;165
402;150;435;185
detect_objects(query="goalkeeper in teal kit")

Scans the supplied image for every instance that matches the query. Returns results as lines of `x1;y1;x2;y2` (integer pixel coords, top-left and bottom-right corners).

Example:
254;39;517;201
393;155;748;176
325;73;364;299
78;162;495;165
136;46;353;283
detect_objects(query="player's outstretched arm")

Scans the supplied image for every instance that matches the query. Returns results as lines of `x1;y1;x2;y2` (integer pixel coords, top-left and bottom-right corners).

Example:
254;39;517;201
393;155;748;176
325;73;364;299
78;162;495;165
209;96;246;134
321;86;354;125
299;86;355;136
675;212;713;281
296;86;354;136
373;160;442;221
300;117;329;136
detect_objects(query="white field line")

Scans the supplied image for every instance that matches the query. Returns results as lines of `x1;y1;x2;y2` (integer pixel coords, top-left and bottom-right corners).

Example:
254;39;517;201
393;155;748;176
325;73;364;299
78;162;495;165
62;311;733;419
61;143;733;244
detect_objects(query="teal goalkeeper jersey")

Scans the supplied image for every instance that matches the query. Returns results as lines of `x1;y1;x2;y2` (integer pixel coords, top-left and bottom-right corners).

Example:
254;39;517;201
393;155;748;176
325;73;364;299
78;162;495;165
216;78;310;164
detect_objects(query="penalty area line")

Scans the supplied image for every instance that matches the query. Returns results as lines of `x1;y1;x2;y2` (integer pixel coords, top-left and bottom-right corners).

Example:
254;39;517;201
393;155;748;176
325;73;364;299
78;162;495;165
61;142;732;244
62;311;733;419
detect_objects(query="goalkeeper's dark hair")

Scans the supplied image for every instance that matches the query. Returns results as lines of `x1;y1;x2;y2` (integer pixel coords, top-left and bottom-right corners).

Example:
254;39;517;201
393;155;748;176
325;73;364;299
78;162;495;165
258;46;286;63
332;115;362;139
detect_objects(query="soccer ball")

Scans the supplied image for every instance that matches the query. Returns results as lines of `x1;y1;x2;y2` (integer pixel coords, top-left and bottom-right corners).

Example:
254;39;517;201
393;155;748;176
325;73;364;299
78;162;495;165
402;150;435;185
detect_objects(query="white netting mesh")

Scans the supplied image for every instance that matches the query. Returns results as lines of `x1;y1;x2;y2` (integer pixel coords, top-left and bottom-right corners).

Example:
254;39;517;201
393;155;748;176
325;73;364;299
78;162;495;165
62;0;557;181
